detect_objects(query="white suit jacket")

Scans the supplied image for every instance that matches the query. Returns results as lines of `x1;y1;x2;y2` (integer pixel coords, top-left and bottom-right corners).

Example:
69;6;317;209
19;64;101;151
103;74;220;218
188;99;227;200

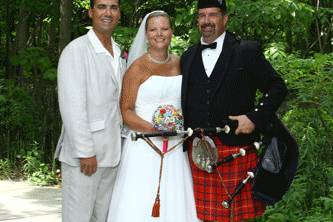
55;29;126;167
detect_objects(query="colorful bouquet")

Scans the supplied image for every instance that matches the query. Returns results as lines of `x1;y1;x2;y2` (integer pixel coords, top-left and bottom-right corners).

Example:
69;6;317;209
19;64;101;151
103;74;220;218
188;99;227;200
152;105;184;132
152;105;184;153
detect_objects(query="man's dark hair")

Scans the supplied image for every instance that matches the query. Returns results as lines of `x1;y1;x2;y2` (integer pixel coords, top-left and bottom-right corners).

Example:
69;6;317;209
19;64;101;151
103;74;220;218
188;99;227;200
90;0;120;8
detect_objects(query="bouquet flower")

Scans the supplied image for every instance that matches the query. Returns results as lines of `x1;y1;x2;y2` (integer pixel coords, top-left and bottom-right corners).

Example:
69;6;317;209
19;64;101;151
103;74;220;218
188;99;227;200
152;105;183;132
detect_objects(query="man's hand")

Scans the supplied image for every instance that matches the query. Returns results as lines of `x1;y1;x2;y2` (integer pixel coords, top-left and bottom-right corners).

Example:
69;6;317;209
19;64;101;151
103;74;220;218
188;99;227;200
80;156;97;176
229;115;255;135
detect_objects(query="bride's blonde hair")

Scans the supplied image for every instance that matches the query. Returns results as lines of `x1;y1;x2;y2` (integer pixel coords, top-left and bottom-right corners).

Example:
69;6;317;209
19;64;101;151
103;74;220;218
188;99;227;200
145;11;172;31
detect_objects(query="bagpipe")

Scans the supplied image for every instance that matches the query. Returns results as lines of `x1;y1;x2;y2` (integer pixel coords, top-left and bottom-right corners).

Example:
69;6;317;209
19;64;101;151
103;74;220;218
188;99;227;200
132;118;298;213
130;124;233;217
132;104;298;216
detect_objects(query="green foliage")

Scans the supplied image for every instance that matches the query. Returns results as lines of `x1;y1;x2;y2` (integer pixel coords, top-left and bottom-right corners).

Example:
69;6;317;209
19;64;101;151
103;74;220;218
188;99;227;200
170;36;190;56
113;26;138;51
0;79;41;160
23;141;57;186
6;82;37;128
74;0;89;9
1;45;60;165
264;42;287;60
227;0;332;53
0;159;12;180
257;50;333;221
11;47;57;81
173;1;200;45
0;77;7;128
304;181;333;221
27;163;57;186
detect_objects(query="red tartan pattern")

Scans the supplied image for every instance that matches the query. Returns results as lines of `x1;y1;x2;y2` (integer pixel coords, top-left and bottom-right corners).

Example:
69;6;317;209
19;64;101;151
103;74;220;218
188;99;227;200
188;137;266;222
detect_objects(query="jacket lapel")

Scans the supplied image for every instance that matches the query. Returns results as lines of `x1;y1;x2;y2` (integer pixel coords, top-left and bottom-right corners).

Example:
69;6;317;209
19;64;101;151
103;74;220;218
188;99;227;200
102;55;119;87
87;30;121;92
211;32;237;97
181;44;200;115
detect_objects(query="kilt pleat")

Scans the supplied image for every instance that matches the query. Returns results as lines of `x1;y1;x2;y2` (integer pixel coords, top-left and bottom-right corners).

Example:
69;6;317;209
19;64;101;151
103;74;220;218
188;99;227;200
188;137;266;222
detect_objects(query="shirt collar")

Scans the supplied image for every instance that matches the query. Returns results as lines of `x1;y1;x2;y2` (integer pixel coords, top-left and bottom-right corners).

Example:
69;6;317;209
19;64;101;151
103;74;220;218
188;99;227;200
200;31;226;50
87;29;121;57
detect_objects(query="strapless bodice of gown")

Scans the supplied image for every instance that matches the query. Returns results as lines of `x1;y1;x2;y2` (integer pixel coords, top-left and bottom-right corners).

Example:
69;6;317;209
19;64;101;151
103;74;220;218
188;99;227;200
135;75;182;124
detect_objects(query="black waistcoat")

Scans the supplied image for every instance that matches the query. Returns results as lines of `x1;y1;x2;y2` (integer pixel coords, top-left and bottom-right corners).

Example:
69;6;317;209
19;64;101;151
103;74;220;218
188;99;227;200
185;49;223;128
184;44;260;146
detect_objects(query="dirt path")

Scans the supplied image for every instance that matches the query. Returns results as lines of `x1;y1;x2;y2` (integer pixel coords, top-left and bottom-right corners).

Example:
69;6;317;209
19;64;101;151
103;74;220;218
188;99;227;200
0;180;61;222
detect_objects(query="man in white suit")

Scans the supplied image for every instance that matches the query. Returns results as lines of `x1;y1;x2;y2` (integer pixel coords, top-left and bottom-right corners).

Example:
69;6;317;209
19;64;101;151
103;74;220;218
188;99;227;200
55;0;125;221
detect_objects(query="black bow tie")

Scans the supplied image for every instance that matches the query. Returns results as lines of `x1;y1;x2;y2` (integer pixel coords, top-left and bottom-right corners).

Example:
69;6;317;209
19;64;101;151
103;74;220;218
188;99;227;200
200;42;217;50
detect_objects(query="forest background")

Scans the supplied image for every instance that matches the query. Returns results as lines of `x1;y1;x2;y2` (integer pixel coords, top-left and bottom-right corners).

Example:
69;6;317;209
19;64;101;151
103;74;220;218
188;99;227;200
0;0;332;221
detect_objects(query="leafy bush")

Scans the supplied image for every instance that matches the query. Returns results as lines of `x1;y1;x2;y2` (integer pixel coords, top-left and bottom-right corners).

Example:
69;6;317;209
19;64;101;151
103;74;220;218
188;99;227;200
258;48;333;220
113;26;138;52
1;46;61;171
23;141;57;186
0;159;12;180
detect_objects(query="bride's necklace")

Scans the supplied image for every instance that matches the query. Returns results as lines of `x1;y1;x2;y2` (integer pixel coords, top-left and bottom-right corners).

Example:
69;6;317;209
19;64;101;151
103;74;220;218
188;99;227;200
148;53;170;64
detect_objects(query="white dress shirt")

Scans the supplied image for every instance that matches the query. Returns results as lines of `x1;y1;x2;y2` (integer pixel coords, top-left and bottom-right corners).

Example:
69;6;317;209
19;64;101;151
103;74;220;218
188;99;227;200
200;32;226;77
87;29;121;82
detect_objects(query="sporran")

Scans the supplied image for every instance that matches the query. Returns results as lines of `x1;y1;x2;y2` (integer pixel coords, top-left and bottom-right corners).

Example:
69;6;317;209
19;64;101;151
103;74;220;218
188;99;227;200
191;136;218;173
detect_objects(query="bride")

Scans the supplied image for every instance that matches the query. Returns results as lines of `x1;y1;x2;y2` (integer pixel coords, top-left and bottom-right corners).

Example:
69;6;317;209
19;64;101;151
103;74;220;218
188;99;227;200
107;10;200;222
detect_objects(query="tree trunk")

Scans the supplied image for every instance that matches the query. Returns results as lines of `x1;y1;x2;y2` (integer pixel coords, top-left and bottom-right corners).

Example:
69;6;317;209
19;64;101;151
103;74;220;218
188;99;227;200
48;18;57;57
5;1;15;79
15;1;30;52
37;17;44;46
0;28;2;60
13;0;30;79
58;0;72;54
315;0;323;52
286;27;293;53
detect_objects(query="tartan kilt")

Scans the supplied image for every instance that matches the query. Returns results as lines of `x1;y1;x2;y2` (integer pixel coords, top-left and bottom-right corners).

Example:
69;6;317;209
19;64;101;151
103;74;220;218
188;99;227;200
188;137;266;222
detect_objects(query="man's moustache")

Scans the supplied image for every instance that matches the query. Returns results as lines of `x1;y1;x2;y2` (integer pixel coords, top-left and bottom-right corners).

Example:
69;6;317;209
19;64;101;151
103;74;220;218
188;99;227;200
201;24;215;29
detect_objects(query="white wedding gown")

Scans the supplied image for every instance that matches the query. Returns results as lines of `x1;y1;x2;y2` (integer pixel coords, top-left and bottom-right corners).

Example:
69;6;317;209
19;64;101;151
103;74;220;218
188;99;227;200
107;75;200;222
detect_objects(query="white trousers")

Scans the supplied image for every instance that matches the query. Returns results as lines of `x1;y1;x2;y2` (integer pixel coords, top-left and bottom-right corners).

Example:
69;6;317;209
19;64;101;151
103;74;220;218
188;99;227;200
61;163;118;222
